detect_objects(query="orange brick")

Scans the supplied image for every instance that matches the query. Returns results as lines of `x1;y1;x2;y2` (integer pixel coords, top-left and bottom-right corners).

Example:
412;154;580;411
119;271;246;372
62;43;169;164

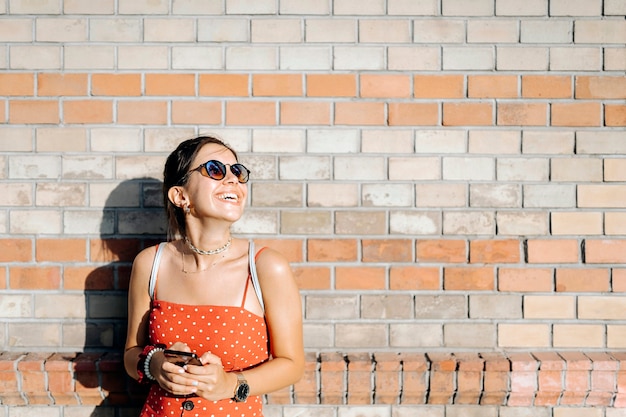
91;73;141;96
307;239;357;262
225;101;276;125
9;100;59;124
497;102;547;126
199;74;249;97
335;102;385;125
0;239;33;262
585;239;626;264
36;238;86;262
335;266;386;290
443;267;494;290
171;101;221;125
389;266;440;290
556;268;610;292
614;269;626;292
9;266;61;290
522;75;572;98
306;74;357;97
320;352;346;404
64;266;115;290
0;269;5;290
292;266;331;290
64;100;113;124
38;73;87;96
468;75;517;98
347;352;372;404
254;238;303;263
253;74;302;96
428;353;456;404
498;268;553;292
576;76;626;99
552;102;601;127
145;73;195;96
443;102;493;126
414;75;464;98
416;239;467;263
280;101;330;125
470;239;520;263
90;239;141;263
362;239;412;262
360;74;411;98
606;104;626;127
527;239;579;263
117;100;168;125
388;102;438;126
0;73;34;96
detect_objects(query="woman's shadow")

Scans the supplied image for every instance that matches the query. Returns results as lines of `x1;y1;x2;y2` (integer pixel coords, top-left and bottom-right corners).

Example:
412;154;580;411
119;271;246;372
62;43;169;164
73;178;166;416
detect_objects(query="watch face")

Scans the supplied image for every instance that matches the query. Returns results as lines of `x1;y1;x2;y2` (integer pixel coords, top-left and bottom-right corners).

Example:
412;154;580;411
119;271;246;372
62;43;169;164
236;383;250;401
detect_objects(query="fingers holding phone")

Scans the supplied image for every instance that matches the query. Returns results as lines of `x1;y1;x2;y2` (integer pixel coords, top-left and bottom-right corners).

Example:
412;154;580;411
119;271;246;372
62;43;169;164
164;349;203;367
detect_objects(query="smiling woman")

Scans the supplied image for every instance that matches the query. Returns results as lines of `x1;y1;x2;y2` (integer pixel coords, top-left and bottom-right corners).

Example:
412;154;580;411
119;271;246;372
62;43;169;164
123;136;304;417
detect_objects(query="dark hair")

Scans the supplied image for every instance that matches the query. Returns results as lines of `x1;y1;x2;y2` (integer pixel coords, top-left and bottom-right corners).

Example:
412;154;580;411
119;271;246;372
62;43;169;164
163;136;239;241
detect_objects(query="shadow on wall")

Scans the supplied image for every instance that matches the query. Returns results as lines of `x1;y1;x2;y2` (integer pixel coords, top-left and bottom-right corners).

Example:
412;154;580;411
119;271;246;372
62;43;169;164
77;178;166;414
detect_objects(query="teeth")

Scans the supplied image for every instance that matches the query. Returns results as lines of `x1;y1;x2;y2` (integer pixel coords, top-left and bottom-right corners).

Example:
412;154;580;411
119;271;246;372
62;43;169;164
219;193;238;201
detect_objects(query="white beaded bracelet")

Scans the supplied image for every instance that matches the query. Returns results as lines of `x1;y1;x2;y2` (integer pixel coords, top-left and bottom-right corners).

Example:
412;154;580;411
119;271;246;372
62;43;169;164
144;347;164;381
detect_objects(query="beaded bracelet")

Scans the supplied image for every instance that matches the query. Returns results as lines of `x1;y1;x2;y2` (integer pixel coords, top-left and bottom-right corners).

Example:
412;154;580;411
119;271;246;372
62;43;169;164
144;347;164;381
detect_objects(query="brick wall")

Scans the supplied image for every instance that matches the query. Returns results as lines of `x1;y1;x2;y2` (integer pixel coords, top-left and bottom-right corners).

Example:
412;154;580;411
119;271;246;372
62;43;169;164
1;0;625;415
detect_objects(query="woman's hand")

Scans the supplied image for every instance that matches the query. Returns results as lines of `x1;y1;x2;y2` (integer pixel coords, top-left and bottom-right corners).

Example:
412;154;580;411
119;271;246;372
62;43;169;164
150;343;201;396
182;352;237;401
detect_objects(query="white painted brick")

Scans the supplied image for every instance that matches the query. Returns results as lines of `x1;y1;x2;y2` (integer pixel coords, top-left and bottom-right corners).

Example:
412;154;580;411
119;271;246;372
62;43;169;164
443;157;494;180
605;47;626;71
280;156;330;180
8;323;62;348
362;129;414;154
207;128;251;152
550;47;602;71
226;0;277;14
0;128;33;152
226;46;278;70
470;184;521;208
90;181;139;208
497;47;548;70
444;324;497;348
498;211;549;235
0;18;32;42
388;0;438;16
444;211;495;235
334;46;385;70
9;155;60;179
333;0;385;15
90;128;142;152
605;0;626;15
307;129;359;153
302;324;333;349
64;0;115;14
442;0;494;16
521;20;573;43
522;131;575;154
468;130;520;154
308;183;359;207
575;20;626;44
335;156;385;181
388;46;440;70
172;46;223;70
467;19;519;43
252;18;302;43
389;157;440;180
63;156;113;179
550;0;602;16
144;19;195;42
551;157;603;182
36;183;86;207
416;184;467;208
35;294;85;319
9;0;60;14
359;19;411;43
496;0;547;16
416;130;466;154
305;19;356;43
306;295;358;319
10;45;61;70
198;18;248;42
390;323;443;347
172;0;223;15
89;18;142;42
280;46;331;70
363;183;414;207
497;158;548;181
115;156;164;180
470;294;522;319
577;131;626;154
414;19;465;43
443;47;494;70
11;209;62;234
279;0;330;15
232;209;278;234
118;46;169;70
253;129;305;153
0;45;6;68
36;18;87;42
550;212;603;235
336;323;388;348
523;184;576;208
118;0;168;14
143;128;195;152
0;295;31;318
390;210;440;235
64;46;115;70
0;183;32;206
0;211;6;234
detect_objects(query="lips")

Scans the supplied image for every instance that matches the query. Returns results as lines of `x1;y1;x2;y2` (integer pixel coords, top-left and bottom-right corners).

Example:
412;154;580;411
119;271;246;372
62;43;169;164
217;192;239;202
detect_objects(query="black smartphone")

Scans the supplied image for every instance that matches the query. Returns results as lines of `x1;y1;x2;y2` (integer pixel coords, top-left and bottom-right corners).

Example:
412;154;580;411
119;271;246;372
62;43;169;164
164;349;202;366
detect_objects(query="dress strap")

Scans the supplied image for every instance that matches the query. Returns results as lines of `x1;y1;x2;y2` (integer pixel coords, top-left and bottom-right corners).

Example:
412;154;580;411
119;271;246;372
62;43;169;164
248;240;265;313
149;243;166;301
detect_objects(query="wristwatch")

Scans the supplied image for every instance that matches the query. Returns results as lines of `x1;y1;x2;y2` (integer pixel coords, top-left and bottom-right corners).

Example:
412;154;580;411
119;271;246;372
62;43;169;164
232;373;250;402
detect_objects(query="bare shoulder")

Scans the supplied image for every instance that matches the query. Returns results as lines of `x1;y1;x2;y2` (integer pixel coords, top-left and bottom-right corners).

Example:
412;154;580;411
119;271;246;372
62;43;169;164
253;246;294;284
130;243;163;285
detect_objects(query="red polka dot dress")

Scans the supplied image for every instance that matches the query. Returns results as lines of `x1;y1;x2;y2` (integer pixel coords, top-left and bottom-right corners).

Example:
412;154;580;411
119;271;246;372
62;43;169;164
139;243;269;417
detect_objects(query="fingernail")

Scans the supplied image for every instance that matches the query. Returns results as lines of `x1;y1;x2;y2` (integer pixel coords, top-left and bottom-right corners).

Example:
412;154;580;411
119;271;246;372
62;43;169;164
192;380;198;386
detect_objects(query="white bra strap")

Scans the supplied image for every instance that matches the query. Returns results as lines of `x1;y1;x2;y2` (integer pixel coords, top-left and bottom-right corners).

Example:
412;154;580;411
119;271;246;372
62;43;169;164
249;240;265;313
149;243;166;301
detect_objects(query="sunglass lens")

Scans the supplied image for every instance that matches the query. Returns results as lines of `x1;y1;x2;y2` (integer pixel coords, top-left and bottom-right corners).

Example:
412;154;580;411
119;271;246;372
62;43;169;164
205;160;226;180
231;164;250;183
